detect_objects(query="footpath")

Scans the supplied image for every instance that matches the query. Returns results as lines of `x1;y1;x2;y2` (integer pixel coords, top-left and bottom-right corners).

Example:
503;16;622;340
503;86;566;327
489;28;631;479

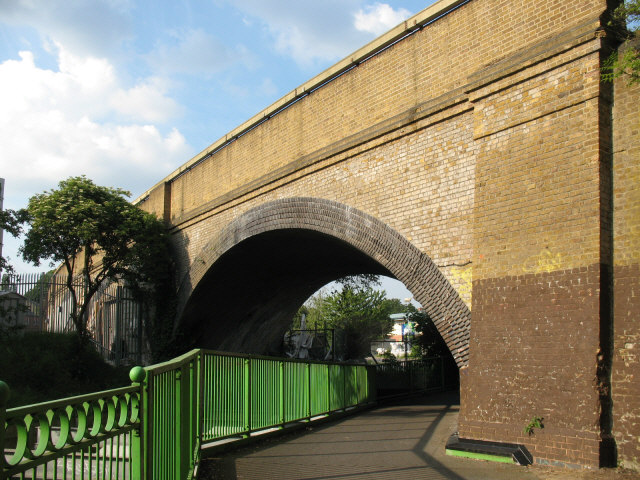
198;392;639;480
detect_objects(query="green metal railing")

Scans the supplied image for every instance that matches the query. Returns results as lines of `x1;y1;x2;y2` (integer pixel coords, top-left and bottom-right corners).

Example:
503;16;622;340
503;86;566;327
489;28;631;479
0;377;143;480
2;349;376;480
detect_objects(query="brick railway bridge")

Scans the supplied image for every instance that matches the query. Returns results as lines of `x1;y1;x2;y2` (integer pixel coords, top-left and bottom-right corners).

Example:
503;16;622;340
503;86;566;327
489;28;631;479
134;0;639;470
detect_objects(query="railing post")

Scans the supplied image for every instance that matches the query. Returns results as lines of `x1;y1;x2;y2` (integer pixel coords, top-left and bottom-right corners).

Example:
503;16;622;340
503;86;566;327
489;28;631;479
197;352;205;468
306;362;311;420
0;380;8;473
243;358;251;436
185;356;199;479
176;363;192;479
115;286;122;366
409;361;414;394
342;365;346;410
129;367;147;480
145;368;155;479
326;365;331;413
279;360;285;427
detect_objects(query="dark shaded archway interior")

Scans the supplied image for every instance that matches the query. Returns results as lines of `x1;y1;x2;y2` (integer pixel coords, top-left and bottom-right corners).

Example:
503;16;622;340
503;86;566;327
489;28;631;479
180;229;393;355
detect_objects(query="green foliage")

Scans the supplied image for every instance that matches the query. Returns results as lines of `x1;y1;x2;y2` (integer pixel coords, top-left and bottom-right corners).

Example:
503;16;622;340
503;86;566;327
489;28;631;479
126;230;178;362
523;416;544;436
323;288;393;354
0;332;129;407
293;278;409;360
20;176;176;355
334;274;381;290
602;0;640;84
409;342;423;359
603;43;640;84
380;350;398;364
0;208;28;274
0;210;30;337
291;288;331;330
408;310;452;358
614;0;640;28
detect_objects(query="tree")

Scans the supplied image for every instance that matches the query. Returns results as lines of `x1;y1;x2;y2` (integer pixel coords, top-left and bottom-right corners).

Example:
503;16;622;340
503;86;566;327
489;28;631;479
320;286;393;359
290;276;415;360
0;209;29;338
602;0;640;84
334;274;381;291
0;208;28;275
20;176;174;342
290;275;381;331
408;310;452;358
310;280;412;360
123;215;177;361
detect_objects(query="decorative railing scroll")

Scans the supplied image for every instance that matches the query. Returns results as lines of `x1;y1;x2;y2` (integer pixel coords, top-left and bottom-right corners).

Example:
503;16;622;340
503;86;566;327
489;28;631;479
1;367;145;480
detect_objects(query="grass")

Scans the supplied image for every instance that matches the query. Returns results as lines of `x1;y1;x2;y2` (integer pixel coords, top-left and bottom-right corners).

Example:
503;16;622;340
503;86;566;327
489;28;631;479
0;331;130;408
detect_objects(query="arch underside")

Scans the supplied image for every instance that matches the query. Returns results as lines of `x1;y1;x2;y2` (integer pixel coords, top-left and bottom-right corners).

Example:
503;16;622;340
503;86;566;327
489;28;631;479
177;198;470;367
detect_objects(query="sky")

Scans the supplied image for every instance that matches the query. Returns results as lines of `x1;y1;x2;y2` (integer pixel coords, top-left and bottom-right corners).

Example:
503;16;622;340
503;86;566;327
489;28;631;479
0;0;435;302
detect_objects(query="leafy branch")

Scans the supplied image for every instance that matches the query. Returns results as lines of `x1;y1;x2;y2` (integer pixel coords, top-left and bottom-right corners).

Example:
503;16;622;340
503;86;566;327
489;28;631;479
602;0;640;85
523;416;544;436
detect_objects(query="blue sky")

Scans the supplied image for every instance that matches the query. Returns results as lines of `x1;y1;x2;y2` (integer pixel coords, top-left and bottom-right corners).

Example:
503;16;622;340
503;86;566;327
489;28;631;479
0;0;434;301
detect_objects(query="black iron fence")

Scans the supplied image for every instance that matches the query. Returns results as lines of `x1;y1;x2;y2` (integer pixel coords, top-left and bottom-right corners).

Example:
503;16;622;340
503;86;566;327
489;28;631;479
0;272;145;365
375;356;459;398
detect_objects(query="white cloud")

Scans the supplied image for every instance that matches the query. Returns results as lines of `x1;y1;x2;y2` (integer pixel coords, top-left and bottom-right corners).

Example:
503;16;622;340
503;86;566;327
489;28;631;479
226;0;372;67
228;0;411;67
224;1;414;67
354;3;411;35
110;77;182;123
0;0;132;58
0;45;192;211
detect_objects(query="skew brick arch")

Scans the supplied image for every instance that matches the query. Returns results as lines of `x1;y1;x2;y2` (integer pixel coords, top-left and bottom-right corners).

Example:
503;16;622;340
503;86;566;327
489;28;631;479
176;197;471;367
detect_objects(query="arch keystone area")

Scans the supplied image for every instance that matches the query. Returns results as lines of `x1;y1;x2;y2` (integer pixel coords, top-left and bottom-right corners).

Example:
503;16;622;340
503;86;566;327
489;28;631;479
176;197;470;367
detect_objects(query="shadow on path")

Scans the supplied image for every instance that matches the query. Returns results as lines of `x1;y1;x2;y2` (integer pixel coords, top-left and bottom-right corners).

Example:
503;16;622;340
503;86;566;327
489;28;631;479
197;392;637;480
198;392;477;479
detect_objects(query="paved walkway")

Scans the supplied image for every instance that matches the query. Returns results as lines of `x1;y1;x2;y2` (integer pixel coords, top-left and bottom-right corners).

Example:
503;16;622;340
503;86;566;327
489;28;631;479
198;392;639;480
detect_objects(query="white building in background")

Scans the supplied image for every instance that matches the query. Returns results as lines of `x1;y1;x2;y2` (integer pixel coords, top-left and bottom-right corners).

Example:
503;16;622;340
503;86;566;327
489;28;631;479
372;312;418;359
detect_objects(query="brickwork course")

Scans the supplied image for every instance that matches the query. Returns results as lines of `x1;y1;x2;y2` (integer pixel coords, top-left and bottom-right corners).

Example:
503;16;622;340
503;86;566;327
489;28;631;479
134;0;639;471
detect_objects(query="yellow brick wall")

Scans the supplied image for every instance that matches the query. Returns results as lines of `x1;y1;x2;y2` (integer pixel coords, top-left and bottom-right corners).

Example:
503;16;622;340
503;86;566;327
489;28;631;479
170;108;477;308
139;0;610;310
141;0;609;228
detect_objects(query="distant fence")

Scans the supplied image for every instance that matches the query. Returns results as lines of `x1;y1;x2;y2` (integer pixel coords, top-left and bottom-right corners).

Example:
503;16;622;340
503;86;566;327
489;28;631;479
0;273;144;365
375;356;459;398
1;349;376;480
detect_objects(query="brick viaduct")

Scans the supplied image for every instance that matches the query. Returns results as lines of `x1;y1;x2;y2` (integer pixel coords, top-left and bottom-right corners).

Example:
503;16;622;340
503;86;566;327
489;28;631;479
135;0;639;470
